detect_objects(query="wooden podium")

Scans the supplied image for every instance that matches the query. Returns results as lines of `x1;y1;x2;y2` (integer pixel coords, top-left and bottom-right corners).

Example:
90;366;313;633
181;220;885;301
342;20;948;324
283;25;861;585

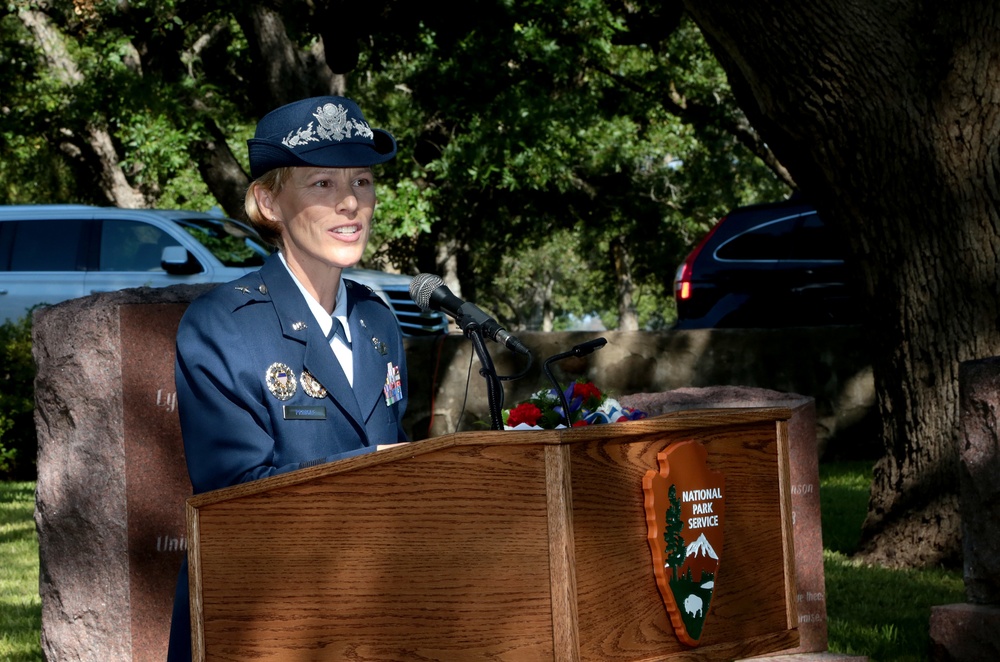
186;408;800;661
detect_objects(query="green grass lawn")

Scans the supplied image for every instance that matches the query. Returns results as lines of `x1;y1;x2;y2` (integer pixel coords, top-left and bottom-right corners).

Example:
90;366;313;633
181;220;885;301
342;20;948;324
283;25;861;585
0;464;966;661
0;481;41;662
820;461;965;661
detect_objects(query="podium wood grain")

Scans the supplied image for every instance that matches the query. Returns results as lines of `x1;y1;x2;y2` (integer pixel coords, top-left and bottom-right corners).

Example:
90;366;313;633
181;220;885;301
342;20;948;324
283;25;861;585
187;408;799;661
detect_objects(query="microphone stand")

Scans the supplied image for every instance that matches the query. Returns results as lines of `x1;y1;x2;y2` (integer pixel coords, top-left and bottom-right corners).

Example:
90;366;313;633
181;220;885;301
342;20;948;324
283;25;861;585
542;337;608;426
458;314;504;430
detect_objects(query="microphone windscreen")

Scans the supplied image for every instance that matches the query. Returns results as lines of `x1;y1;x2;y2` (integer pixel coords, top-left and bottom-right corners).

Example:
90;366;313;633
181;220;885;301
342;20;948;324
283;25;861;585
409;273;445;310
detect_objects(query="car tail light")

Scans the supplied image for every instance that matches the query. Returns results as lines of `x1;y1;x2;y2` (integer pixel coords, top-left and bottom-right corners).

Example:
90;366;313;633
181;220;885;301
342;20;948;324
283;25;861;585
674;218;724;300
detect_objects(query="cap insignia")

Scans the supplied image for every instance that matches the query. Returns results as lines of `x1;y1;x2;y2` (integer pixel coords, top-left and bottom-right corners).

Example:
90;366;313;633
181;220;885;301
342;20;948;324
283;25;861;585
282;103;374;149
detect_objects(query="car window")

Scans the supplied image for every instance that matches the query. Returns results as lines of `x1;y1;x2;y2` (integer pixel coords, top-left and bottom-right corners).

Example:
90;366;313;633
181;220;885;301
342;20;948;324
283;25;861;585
714;212;846;263
715;217;797;261
172;217;269;267
99;220;179;272
788;213;847;261
5;219;87;271
0;221;13;270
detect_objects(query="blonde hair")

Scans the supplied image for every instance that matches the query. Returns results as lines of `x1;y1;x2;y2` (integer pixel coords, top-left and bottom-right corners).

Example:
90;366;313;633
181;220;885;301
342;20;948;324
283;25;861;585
244;167;295;249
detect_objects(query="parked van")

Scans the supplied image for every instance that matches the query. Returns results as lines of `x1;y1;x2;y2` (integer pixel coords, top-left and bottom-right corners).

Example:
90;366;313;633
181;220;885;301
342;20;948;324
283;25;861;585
0;205;448;336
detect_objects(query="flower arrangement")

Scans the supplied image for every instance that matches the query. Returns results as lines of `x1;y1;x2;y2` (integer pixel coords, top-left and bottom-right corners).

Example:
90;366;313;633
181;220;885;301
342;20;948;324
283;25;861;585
503;380;647;430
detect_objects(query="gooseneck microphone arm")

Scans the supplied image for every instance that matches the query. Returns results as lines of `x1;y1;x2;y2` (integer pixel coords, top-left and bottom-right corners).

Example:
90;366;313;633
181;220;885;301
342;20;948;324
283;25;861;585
467;325;504;429
542;337;608;426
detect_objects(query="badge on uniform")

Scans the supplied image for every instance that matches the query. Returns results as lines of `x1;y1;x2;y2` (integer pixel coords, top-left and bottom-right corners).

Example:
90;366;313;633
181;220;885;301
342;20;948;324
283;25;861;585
383;361;403;406
301;370;328;398
266;362;297;401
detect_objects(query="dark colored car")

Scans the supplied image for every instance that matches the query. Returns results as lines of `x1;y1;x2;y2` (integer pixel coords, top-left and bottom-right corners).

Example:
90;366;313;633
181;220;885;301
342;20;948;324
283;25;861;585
672;197;861;328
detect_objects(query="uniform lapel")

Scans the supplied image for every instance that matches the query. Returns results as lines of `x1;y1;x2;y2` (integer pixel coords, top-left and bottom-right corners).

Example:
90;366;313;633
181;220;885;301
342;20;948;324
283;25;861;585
303;338;364;425
346;285;391;424
260;256;366;430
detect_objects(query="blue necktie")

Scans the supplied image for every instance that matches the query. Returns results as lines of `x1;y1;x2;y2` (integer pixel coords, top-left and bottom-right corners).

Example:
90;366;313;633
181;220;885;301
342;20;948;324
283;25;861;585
326;318;351;349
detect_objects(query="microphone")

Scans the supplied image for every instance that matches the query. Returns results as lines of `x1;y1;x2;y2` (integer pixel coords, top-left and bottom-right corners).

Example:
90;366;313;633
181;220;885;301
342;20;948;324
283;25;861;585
409;273;531;356
568;337;607;357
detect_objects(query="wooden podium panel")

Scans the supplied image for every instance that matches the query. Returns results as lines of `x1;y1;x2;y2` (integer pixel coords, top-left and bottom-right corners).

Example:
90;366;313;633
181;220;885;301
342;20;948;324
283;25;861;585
187;408;799;661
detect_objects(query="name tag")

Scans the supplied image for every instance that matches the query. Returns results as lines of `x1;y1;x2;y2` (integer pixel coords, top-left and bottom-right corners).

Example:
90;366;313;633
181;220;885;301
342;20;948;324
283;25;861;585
283;405;327;420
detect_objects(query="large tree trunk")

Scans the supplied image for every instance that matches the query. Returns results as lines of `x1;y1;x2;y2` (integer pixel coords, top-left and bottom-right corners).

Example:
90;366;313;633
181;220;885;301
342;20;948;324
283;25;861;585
683;0;1000;567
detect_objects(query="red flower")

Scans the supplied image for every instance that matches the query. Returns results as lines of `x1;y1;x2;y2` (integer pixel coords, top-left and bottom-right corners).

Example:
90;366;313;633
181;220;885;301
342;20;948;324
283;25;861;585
572;419;591;427
572;381;603;408
507;402;543;427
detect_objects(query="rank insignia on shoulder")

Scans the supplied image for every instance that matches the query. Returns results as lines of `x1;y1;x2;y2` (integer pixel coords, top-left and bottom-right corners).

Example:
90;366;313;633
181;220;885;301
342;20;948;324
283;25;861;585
301;370;328;399
235;286;251;295
266;362;297;400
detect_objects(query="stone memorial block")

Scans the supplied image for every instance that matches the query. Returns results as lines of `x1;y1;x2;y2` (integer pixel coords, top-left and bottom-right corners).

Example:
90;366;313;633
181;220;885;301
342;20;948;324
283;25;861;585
34;287;207;662
928;357;1000;660
956;357;1000;603
622;386;829;655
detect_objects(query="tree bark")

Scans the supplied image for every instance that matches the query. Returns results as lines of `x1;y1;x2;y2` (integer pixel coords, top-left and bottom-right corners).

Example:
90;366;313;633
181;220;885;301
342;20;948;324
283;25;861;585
191;120;251;220
236;4;313;109
611;236;639;331
683;0;1000;567
235;3;345;113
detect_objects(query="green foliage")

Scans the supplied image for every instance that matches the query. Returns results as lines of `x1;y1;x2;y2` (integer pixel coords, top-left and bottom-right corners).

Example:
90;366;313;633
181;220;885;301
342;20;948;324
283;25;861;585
0;0;248;208
1;0;791;330
361;7;788;329
0;315;37;481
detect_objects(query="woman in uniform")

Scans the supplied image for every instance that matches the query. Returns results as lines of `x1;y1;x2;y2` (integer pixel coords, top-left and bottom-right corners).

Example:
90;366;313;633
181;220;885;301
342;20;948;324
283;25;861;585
167;95;409;661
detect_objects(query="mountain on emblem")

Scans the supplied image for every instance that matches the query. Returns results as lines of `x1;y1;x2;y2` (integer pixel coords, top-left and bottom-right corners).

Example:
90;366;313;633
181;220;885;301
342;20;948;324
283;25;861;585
642;440;726;646
686;533;718;560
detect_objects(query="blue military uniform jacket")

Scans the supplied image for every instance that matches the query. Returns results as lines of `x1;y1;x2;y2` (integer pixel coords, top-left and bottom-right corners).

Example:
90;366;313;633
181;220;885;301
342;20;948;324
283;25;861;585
167;252;408;660
176;252;408;494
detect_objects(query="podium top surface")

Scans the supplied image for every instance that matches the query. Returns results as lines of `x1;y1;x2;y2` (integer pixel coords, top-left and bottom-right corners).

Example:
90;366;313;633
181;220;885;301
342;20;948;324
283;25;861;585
188;406;791;509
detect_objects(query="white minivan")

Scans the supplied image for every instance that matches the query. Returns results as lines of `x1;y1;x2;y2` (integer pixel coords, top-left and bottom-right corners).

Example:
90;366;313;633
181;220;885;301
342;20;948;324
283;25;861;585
0;204;448;336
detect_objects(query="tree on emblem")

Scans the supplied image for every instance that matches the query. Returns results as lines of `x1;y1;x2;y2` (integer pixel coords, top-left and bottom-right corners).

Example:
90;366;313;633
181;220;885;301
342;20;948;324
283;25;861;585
663;483;685;580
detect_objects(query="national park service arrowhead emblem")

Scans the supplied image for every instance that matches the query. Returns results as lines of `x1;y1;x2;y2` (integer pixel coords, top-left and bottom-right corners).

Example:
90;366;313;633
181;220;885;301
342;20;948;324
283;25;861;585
642;440;725;646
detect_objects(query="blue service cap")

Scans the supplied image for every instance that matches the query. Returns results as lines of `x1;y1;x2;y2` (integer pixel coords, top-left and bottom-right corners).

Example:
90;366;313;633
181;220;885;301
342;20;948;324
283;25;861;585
247;96;397;178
